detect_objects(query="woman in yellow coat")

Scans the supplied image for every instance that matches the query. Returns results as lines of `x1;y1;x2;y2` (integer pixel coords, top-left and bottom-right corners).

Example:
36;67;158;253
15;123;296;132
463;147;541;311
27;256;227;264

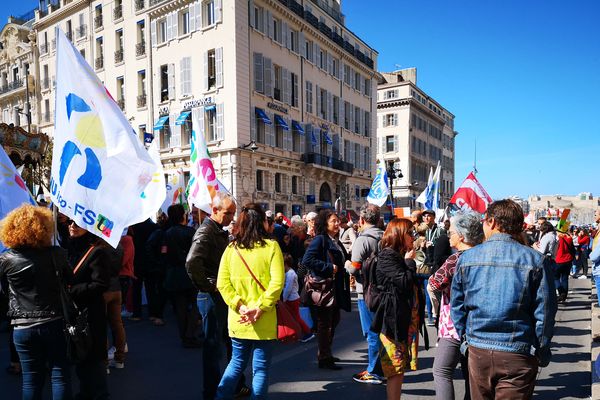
216;203;285;400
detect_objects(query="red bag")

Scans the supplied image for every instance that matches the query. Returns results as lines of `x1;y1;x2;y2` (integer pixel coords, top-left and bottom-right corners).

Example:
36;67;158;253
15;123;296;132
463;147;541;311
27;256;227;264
234;246;301;343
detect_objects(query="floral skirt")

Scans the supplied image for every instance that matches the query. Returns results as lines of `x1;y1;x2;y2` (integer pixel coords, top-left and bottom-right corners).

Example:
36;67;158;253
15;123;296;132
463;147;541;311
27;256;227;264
379;286;420;377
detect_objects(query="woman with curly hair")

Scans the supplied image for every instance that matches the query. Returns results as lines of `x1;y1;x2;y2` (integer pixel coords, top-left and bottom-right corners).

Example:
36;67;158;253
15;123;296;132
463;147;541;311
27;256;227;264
0;205;72;399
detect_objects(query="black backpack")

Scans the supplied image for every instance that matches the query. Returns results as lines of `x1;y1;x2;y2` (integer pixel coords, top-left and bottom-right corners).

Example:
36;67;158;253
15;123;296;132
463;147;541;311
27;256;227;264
360;234;382;312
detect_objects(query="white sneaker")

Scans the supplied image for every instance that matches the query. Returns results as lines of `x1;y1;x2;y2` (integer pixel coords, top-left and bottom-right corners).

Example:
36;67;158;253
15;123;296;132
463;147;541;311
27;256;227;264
109;360;125;369
578;275;588;280
107;346;116;361
124;343;129;353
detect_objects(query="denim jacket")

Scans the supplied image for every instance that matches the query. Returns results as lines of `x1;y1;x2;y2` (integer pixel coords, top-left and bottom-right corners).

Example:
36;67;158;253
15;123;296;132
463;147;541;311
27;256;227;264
450;233;557;364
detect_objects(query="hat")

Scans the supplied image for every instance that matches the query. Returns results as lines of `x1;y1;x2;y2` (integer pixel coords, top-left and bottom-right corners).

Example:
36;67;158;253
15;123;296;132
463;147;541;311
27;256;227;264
422;209;436;216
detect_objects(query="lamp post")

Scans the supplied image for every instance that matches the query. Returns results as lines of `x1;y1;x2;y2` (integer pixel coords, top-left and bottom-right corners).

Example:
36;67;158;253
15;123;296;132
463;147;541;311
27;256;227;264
386;159;403;209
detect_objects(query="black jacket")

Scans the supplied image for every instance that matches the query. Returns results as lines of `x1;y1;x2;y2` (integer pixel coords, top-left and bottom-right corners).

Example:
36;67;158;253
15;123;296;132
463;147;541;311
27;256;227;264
186;218;229;292
164;224;196;292
371;247;420;342
131;218;158;276
68;233;119;361
0;246;71;319
302;234;351;312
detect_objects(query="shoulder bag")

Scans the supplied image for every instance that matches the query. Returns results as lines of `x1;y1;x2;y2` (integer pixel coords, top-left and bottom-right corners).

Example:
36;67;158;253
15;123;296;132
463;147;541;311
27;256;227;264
51;245;95;364
233;245;301;343
300;243;336;308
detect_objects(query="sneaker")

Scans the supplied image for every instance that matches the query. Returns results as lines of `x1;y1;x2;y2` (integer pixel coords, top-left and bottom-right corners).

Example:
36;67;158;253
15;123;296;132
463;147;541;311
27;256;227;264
300;333;316;343
352;371;383;384
578;275;588;280
426;318;436;326
107;346;116;361
109;360;124;369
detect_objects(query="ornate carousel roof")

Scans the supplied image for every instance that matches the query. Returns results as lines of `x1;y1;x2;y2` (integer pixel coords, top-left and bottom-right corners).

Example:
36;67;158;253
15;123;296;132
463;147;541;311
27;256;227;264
0;123;49;165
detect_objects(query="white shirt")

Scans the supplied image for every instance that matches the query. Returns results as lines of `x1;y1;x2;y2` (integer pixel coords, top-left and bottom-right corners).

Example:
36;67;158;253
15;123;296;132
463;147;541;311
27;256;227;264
282;269;300;302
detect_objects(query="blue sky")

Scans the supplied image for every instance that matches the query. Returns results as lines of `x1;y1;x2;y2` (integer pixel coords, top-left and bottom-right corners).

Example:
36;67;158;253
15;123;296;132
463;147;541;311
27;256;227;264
3;1;599;199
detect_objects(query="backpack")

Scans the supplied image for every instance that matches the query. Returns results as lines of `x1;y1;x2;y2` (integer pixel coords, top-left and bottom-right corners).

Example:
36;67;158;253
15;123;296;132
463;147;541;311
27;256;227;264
360;233;382;312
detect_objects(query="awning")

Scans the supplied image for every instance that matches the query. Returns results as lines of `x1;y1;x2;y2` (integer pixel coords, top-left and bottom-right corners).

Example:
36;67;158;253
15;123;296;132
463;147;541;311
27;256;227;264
153;115;169;131
175;111;191;126
292;120;304;135
274;115;289;130
255;108;272;125
204;104;216;112
322;129;333;145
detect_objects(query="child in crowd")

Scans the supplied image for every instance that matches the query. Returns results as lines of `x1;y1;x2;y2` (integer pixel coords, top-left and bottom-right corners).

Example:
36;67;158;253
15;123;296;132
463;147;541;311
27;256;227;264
282;254;314;342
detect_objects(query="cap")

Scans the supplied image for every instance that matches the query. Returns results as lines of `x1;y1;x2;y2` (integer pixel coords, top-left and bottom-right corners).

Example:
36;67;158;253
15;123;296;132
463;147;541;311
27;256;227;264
422;209;436;216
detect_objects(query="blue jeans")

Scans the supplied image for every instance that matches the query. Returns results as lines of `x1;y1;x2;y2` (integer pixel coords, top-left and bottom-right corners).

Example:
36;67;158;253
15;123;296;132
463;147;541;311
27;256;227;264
13;318;72;400
554;262;571;296
595;275;600;307
197;291;228;400
356;299;382;376
216;339;272;400
418;275;433;319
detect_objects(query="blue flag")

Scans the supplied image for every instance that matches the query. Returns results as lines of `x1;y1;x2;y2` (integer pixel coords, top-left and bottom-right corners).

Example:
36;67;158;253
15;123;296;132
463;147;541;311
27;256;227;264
367;159;389;207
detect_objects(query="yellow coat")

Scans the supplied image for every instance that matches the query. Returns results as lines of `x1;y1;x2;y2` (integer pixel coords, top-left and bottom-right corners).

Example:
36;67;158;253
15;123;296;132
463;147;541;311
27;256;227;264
216;239;284;340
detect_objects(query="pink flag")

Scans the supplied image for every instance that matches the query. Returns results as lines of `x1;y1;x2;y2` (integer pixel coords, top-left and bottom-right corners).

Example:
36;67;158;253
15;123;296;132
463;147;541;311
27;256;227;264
449;172;493;214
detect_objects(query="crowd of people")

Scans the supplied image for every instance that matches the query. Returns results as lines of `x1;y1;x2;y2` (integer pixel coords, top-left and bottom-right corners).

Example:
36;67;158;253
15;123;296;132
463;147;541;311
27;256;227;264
1;198;598;399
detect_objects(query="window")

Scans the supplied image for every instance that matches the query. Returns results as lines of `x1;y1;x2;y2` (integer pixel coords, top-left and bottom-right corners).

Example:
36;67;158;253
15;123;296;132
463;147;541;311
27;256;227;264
344;101;350;130
275;173;282;193
253;5;264;33
272;17;281;43
256;170;264;191
385;136;395;153
207;49;216;90
305;81;313;114
364;111;370;136
158;18;167;43
137;70;146;107
305;40;313;63
319;49;326;70
383;89;398;100
273;64;282;101
332;58;339;79
364;79;371;96
180;9;190;35
275;119;284;148
332;96;339;125
319;89;326;119
354;106;360;133
180;57;192;96
292;176;299;195
160;64;169;101
181;116;192;146
290;29;298;53
203;0;215;27
116;76;125;104
354;72;361;91
255;116;266;144
205;107;217;142
292;123;303;153
343;64;351;86
383;113;397;127
290;72;298;107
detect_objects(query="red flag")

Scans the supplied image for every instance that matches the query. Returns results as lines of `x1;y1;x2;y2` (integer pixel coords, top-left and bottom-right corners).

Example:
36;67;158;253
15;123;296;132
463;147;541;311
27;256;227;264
449;172;493;213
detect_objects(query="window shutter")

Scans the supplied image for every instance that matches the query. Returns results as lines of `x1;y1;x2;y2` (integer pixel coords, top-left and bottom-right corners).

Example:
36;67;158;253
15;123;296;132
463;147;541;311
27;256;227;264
360;75;365;94
248;0;255;28
151;21;157;47
179;58;185;96
285;118;292;150
327;138;333;159
327;53;332;75
203;50;209;91
315;85;320;118
263;57;272;97
253;53;263;93
172;11;179;38
216;47;223;88
358;144;364;169
332;134;340;158
266;111;275;146
327;92;332;122
394;135;399;153
166;13;173;41
350;69;355;90
216;103;224;140
197;107;205;141
299;129;305;154
393;114;398;126
250;109;256;141
359;110;364;135
167;63;175;99
283;68;290;105
215;0;222;23
266;11;273;39
195;2;202;29
292;72;298;107
313;43;318;66
340;100;344;128
190;3;197;31
169;113;181;147
349;105;354;132
313;127;321;155
299;32;305;58
282;22;289;48
304;123;312;153
349;142;356;167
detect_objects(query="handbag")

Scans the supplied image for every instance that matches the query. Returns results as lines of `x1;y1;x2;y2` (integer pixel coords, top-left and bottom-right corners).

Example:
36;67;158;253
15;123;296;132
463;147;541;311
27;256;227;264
233;245;301;343
414;249;431;276
300;249;336;308
51;246;94;364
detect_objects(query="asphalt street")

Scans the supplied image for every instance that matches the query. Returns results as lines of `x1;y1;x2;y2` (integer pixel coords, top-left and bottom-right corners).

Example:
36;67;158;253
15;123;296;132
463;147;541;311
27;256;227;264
0;278;592;399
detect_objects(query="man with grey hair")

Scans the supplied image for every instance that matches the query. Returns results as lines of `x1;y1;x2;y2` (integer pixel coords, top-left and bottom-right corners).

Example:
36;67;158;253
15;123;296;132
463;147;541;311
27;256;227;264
186;193;248;399
345;203;384;384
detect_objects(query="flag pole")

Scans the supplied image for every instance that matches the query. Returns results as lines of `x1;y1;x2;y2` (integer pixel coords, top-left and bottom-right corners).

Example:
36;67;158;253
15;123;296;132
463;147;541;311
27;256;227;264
473;138;478;175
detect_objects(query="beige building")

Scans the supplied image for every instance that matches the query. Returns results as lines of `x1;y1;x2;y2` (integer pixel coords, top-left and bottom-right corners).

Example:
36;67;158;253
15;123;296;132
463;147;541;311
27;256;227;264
376;68;457;209
2;0;378;216
529;193;599;225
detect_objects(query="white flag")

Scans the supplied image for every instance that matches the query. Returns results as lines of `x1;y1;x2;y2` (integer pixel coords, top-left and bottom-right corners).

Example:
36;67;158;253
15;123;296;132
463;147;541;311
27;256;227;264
140;139;166;218
161;168;186;214
50;28;161;248
366;159;389;207
0;145;36;220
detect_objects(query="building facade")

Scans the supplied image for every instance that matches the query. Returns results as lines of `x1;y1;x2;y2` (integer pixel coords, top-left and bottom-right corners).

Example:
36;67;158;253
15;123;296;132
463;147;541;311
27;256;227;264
3;0;378;216
376;68;457;209
529;193;598;225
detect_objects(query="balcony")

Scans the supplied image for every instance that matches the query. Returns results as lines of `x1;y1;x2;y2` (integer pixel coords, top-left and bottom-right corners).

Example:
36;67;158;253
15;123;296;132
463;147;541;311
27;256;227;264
318;21;332;38
39;43;48;54
77;25;87;39
113;5;123;21
114;49;123;64
304;11;319;29
134;0;144;11
137;94;147;108
94;14;103;29
309;0;344;25
149;0;168;6
117;99;125;111
0;79;25;95
135;41;146;57
302;152;353;174
95;56;104;70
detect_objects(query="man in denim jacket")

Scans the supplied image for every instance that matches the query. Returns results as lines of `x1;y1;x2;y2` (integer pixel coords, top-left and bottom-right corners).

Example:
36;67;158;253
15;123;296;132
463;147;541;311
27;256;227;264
451;199;557;398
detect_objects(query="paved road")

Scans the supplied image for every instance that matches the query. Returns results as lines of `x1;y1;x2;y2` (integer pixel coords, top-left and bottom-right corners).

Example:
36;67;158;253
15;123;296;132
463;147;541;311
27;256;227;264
0;278;591;399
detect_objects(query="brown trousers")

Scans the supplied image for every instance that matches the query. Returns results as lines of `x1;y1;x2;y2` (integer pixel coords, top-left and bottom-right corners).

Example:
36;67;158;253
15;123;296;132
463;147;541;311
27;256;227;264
313;306;340;361
468;346;538;400
103;290;126;363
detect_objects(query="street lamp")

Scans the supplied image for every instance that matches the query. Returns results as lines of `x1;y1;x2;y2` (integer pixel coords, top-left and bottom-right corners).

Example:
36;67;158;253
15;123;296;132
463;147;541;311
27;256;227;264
386;159;403;208
14;106;31;134
239;140;258;152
